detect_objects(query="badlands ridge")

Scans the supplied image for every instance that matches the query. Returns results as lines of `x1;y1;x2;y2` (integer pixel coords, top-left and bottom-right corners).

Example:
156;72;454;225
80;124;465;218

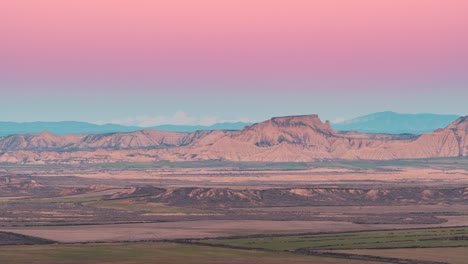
0;114;466;164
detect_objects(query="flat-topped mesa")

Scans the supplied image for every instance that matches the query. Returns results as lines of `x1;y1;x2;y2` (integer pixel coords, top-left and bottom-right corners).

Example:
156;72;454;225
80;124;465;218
234;115;337;147
269;114;335;134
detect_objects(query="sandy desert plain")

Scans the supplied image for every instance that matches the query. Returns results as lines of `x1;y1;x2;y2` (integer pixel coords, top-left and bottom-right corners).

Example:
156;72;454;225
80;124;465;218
0;158;467;264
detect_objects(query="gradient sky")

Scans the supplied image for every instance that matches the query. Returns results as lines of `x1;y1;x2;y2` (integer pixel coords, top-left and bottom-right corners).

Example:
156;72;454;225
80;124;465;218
1;0;467;125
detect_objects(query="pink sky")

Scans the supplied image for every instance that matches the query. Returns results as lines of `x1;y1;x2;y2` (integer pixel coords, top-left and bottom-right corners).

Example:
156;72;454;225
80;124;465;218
1;0;468;83
1;1;468;123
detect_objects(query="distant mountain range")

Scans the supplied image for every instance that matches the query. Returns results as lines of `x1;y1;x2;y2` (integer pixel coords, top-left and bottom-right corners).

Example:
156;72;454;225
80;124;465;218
148;122;251;133
332;111;460;134
0;121;251;137
0;112;461;137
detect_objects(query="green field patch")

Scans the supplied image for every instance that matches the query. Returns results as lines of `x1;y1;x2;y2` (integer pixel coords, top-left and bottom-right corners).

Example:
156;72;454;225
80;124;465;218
0;242;367;264
200;227;468;251
335;247;468;264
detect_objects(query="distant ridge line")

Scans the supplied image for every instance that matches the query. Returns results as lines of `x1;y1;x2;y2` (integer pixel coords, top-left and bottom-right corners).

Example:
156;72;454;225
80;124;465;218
0;114;466;163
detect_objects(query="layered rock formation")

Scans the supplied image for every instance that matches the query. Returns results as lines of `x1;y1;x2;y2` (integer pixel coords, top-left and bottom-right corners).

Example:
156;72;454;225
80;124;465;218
0;114;466;163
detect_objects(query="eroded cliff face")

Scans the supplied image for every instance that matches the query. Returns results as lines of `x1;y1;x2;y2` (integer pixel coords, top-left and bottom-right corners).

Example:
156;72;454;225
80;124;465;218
0;115;467;163
0;130;212;151
448;116;468;156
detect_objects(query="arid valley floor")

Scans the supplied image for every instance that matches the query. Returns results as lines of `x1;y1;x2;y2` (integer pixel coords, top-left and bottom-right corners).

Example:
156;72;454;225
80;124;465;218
0;159;467;263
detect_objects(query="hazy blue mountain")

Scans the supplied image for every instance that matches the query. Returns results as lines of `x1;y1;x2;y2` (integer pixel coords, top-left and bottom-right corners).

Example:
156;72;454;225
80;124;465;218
331;111;461;134
151;122;250;132
0;121;141;137
0;121;251;136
